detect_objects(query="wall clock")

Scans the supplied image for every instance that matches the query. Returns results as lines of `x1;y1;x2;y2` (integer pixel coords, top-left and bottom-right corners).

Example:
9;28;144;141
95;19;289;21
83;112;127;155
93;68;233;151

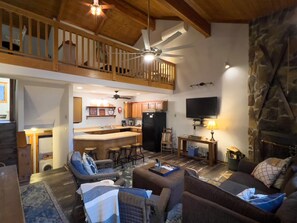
108;108;114;115
118;107;122;113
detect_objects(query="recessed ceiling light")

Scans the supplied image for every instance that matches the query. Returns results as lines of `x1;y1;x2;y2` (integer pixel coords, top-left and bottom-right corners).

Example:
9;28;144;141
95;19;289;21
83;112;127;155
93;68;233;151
136;93;141;95
76;86;83;90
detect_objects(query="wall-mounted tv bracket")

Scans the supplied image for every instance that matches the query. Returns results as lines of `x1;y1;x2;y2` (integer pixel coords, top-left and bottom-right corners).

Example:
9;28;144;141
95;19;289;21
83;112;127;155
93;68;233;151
193;118;204;129
190;82;214;88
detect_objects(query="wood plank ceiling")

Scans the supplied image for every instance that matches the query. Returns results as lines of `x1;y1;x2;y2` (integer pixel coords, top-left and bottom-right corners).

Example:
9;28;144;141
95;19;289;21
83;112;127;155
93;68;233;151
2;0;297;45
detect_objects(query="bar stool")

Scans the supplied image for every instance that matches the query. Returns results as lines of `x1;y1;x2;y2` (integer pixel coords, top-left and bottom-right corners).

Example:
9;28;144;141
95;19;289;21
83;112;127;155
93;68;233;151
130;143;144;165
119;145;132;166
108;147;121;166
84;147;98;160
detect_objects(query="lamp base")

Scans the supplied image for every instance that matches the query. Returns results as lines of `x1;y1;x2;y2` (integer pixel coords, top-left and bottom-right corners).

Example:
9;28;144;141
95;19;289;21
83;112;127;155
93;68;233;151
210;131;215;141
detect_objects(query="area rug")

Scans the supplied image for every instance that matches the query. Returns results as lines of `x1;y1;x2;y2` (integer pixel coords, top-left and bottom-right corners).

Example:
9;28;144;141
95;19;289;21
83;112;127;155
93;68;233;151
21;181;69;223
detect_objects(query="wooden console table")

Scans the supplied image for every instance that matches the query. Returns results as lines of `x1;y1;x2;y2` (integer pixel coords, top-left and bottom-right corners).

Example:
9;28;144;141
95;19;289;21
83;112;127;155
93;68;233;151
177;136;217;166
0;165;25;223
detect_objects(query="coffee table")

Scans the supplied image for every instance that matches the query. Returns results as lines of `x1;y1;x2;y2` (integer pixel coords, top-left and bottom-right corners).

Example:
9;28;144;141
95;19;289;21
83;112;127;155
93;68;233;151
132;162;184;211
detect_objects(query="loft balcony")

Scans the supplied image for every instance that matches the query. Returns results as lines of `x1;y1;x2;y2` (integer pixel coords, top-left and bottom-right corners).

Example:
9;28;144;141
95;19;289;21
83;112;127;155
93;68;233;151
0;2;175;90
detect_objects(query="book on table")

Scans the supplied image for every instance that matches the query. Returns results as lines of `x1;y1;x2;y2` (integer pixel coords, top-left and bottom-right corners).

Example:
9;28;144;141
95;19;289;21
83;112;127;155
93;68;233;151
148;162;180;176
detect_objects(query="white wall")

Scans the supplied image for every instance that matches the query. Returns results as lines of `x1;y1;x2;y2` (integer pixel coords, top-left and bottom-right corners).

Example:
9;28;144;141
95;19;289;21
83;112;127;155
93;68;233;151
135;21;249;161
73;92;128;128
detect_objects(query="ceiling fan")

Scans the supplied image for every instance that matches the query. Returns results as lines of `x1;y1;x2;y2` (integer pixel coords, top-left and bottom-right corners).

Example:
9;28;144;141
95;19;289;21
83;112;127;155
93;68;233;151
82;0;114;17
131;0;189;63
112;91;131;100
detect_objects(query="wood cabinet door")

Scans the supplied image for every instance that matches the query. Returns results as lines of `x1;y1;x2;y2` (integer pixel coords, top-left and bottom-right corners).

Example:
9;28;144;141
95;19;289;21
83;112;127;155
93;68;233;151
156;101;168;111
73;97;82;123
124;102;132;118
136;103;143;118
142;102;149;112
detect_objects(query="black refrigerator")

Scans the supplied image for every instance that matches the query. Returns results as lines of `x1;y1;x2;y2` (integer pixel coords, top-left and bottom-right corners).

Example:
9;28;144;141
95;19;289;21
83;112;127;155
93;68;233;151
142;112;166;152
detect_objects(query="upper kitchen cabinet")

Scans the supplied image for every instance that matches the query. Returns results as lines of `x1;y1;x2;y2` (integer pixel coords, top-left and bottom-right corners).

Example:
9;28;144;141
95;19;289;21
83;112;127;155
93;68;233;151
132;103;142;119
142;101;168;112
124;102;132;119
73;97;82;123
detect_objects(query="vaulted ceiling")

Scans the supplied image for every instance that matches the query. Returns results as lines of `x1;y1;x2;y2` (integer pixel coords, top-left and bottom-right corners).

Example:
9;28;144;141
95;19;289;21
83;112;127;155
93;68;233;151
2;0;297;45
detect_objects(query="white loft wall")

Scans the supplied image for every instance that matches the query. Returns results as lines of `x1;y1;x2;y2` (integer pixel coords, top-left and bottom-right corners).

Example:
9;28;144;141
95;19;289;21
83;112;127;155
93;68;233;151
73;92;127;128
135;21;249;161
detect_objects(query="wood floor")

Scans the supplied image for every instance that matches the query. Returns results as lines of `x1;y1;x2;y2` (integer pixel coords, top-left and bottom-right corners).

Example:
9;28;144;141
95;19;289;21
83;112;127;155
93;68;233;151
29;150;231;222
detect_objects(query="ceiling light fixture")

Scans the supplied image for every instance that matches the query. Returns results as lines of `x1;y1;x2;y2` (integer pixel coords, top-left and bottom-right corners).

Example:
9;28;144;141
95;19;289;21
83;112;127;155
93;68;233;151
225;62;231;69
91;0;102;16
143;52;155;63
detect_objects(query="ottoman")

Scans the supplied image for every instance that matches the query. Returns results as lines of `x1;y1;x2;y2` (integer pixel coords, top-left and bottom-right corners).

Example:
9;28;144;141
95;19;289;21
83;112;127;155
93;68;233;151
132;163;184;211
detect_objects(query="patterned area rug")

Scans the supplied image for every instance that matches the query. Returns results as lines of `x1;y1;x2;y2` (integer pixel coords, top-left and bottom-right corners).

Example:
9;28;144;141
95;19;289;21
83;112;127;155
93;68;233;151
21;181;69;223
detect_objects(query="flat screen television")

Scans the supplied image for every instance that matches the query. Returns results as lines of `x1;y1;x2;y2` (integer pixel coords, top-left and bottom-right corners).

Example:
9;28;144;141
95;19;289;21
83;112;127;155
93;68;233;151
186;97;218;118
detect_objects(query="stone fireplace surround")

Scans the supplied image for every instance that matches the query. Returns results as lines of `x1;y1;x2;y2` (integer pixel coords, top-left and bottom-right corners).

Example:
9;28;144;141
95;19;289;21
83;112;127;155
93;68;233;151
248;6;297;162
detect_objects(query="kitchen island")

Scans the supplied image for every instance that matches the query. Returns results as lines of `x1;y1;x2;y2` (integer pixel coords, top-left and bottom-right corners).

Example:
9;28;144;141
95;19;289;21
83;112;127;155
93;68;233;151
73;131;140;159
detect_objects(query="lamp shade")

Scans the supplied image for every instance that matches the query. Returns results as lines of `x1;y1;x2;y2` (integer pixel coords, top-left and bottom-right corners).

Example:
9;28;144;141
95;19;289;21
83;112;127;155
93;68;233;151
207;120;217;130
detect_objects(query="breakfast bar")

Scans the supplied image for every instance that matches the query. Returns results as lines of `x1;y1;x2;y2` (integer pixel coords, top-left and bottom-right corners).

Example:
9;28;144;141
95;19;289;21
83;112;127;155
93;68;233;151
73;131;140;159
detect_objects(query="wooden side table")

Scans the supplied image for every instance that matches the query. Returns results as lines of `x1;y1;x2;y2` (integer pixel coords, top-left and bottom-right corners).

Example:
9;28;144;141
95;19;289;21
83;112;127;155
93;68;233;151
177;136;217;166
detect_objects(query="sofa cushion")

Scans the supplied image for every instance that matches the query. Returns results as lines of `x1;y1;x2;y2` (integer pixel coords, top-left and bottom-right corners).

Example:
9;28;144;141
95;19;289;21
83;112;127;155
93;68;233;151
82;152;97;175
276;191;297;223
251;159;283;188
249;193;285;213
228;172;279;194
280;156;297;193
71;151;89;175
184;173;279;223
283;172;297;196
272;157;291;189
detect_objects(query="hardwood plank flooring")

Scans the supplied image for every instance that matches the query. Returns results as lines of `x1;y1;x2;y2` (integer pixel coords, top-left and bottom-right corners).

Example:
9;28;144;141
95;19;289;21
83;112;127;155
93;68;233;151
28;150;232;222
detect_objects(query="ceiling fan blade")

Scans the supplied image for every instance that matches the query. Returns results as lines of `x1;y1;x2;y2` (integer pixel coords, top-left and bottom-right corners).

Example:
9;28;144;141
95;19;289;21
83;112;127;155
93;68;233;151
162;44;193;52
151;31;182;49
119;96;132;100
101;4;114;9
161;53;183;58
141;29;151;50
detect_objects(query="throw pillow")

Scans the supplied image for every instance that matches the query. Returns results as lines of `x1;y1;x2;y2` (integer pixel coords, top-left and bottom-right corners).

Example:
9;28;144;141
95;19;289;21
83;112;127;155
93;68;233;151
119;187;152;198
272;157;291;189
249;193;286;213
71;151;89;175
252;159;283;188
82;152;97;175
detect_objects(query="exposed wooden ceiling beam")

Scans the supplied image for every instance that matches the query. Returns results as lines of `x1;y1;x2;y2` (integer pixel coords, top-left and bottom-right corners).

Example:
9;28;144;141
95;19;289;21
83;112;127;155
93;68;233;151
103;0;156;30
161;0;211;37
95;16;108;35
57;0;68;21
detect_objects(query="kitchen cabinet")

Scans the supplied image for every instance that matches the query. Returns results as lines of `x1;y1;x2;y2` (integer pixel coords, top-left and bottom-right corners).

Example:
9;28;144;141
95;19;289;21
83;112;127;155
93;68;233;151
86;106;116;118
73;97;82;123
142;102;149;112
131;128;142;143
124;102;132;118
132;103;142;119
156;100;168;111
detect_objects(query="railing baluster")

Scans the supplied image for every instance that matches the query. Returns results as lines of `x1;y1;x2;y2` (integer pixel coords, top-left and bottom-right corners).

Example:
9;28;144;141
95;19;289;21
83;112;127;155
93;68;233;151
37;21;40;57
82;36;84;65
9;11;12;51
28;18;32;54
45;23;48;59
0;9;2;47
75;33;78;66
18;15;22;52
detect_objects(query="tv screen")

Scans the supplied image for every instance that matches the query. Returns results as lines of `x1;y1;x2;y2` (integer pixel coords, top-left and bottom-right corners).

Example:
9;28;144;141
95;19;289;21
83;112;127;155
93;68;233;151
186;97;218;118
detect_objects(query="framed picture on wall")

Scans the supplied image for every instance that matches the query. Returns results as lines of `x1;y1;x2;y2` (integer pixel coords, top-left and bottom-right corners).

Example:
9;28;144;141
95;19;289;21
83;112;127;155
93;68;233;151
89;107;97;116
0;82;7;103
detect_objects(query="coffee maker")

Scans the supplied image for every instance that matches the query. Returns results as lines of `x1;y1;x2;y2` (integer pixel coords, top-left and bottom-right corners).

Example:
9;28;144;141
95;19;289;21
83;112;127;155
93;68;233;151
121;120;126;126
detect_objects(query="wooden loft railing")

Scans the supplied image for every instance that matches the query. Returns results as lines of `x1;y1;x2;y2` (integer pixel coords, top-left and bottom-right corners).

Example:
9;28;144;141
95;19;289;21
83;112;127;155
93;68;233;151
0;2;175;90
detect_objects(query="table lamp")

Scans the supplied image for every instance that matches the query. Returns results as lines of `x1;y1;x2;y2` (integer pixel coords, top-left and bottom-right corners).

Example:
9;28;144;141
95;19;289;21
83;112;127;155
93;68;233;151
207;120;217;141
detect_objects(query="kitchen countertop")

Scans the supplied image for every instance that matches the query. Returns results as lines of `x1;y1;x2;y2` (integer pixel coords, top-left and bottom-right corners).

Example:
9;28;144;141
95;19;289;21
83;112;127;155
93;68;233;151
73;131;140;141
74;125;141;133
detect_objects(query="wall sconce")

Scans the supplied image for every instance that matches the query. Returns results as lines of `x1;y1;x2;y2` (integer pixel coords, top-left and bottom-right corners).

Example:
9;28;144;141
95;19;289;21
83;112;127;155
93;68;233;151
207;119;217;141
225;62;231;69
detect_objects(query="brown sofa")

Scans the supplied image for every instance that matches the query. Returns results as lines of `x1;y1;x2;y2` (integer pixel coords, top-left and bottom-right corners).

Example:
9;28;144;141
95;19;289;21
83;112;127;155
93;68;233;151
182;158;297;223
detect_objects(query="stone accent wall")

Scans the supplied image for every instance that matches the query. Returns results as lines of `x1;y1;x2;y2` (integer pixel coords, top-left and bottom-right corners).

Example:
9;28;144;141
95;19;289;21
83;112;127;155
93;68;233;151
249;6;297;162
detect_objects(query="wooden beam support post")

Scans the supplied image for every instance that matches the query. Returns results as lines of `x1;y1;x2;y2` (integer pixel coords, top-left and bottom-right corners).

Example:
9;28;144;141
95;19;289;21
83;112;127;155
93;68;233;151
52;22;59;71
57;0;68;21
161;0;211;37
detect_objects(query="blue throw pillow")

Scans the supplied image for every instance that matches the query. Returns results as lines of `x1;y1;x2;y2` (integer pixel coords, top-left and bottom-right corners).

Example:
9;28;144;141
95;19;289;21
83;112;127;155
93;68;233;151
249;193;285;213
71;151;89;175
119;187;152;198
82;152;98;175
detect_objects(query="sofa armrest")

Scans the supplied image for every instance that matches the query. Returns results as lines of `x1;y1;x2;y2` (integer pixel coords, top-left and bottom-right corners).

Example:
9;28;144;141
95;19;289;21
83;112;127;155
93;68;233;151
157;188;171;212
95;159;113;168
182;192;259;223
238;158;257;174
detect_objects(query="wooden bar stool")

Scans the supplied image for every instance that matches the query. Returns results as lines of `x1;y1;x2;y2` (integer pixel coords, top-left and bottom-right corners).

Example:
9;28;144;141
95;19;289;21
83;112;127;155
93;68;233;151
130;143;144;165
108;147;121;166
84;147;98;160
119;145;132;166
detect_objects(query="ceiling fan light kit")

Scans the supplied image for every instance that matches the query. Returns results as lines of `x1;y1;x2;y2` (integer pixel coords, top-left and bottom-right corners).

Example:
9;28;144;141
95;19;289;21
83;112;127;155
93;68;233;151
91;0;102;15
